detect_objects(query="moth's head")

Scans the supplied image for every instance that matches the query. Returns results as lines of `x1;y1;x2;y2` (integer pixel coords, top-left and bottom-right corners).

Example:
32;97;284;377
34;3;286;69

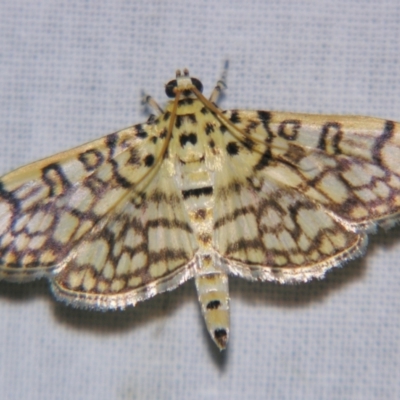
165;68;203;98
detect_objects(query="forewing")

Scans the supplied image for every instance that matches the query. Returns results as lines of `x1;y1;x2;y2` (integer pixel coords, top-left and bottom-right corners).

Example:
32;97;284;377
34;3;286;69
52;167;198;309
212;109;400;282
224;110;400;231
0;122;163;281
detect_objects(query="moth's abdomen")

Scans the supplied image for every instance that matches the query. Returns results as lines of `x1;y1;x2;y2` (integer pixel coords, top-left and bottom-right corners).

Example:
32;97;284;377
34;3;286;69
195;255;230;350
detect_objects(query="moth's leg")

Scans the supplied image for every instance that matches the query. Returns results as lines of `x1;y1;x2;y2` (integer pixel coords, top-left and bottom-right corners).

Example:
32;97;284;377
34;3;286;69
209;60;229;104
141;90;164;115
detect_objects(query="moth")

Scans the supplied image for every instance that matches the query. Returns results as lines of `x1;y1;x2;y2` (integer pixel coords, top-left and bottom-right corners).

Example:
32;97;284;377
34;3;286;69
1;65;399;350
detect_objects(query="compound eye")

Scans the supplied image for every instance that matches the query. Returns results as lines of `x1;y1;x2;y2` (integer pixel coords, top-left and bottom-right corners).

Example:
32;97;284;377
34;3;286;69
191;77;203;93
165;79;178;98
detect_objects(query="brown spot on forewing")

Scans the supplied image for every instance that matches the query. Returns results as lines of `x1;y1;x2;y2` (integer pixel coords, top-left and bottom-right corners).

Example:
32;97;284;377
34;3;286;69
284;143;307;164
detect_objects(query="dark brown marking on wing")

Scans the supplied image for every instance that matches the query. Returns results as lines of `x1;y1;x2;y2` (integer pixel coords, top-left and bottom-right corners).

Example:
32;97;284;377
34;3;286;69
220;124;228;134
127;148;141;165
187;113;197;124
105;132;118;153
244;119;260;135
78;149;104;171
225;238;264;255
144;154;155;167
147;218;193;233
135;125;148;139
373;120;395;165
216;181;242;201
229;110;241;124
278;119;301;141
226;142;239;156
147;248;190;264
318;122;343;153
242;137;255;150
254;148;272;171
106;134;134;188
257;111;274;142
42;164;72;197
160;128;167;139
205;122;215;135
147;190;180;204
214;205;255;229
285;144;307;164
84;176;109;195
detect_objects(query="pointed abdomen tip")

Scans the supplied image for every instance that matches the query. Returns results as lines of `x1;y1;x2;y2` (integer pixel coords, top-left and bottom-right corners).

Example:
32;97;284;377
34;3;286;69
214;328;228;350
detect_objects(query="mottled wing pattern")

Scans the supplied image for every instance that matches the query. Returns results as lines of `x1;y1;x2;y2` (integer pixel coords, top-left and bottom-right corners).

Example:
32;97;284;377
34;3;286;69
0;122;198;299
213;110;400;282
0;126;145;281
52;165;198;309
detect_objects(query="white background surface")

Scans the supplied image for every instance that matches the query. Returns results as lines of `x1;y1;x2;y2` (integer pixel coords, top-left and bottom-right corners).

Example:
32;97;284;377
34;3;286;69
0;1;399;399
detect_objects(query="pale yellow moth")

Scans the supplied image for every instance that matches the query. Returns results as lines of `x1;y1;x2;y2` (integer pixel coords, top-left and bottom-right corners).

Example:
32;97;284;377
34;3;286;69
1;65;400;350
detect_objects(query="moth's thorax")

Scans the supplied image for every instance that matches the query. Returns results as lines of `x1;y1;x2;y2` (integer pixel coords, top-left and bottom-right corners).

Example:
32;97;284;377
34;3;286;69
164;98;222;166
